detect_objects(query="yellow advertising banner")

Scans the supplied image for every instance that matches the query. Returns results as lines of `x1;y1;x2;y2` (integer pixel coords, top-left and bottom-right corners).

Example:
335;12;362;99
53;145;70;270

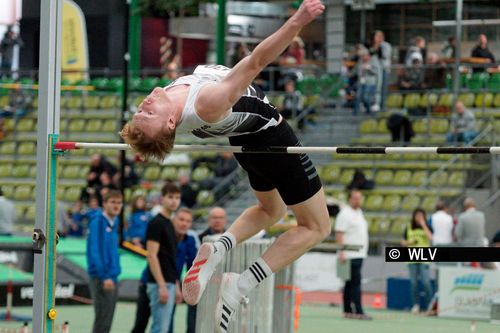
62;0;89;83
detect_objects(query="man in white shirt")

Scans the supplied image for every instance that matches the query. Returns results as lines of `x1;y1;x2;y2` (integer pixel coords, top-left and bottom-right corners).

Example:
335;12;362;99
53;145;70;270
0;187;15;235
430;201;454;246
335;190;371;320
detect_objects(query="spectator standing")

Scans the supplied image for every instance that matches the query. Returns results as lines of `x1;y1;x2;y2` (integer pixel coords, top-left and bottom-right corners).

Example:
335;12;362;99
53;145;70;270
423;52;447;89
230;42;251;67
354;47;380;115
145;183;181;333
441;37;456;59
127;195;152;248
405;36;426;67
471;34;495;72
67;200;86;237
86;190;123;333
446;101;478;145
198;206;228;243
370;30;392;111
455;198;486;247
0;26;23;78
169;208;198;333
429;201;454;246
401;208;433;314
279;36;305;66
279;77;305;129
335;190;371;320
179;173;198;208
0;187;15;235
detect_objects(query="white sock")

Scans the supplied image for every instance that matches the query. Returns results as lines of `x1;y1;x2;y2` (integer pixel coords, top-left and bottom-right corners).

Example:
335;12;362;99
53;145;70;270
237;257;273;296
213;232;236;258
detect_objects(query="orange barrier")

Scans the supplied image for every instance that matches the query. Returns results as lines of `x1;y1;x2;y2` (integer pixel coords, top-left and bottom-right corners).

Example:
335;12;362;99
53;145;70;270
275;284;302;332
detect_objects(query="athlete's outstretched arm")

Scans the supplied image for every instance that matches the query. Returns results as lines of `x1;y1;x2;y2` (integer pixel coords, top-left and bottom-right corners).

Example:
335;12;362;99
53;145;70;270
196;0;324;119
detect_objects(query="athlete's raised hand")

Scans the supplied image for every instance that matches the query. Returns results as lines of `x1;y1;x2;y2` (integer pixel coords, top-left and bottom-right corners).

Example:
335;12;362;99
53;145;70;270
293;0;325;27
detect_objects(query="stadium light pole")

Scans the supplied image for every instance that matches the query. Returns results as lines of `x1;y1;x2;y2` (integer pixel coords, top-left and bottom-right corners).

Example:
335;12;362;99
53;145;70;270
216;0;226;65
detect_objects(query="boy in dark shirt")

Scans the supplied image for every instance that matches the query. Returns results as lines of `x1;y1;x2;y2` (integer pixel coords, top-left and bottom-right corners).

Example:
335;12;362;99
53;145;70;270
145;183;181;333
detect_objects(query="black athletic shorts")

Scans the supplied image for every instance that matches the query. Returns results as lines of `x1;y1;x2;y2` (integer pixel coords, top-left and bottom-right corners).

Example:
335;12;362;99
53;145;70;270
229;120;322;205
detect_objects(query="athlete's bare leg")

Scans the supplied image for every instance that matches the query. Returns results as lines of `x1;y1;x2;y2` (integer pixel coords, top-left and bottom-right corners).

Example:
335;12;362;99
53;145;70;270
227;187;330;272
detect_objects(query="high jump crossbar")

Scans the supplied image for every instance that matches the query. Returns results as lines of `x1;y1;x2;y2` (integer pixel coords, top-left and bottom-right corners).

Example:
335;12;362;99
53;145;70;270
54;142;500;155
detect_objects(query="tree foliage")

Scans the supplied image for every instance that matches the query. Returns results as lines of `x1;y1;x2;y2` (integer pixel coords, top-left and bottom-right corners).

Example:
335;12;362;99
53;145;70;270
138;0;215;18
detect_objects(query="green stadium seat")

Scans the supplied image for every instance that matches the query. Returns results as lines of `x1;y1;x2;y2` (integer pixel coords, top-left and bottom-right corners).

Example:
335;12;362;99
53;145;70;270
66;95;83;109
64;187;82;202
410;170;427;187
101;119;117;133
18;142;36;155
0;95;9;108
429;171;448;187
29;166;36;178
85;119;103;132
385;93;403;109
196;190;215;207
320;165;341;183
0;142;16;155
401;195;420;212
144;166;161;181
4;118;14;131
62;165;81;179
393;170;412;186
359;119;377;134
160;167;179;181
140;77;160;92
376;119;389;134
25;205;36;221
374;170;394;186
365;194;383;211
14;185;32;200
448;171;465;187
458;93;475;107
83;94;100;109
390;217;408;236
419;93;438;108
12;164;30;177
413;119;428;134
15;205;26;219
68;119;86;132
437;93;453;107
494;94;500;108
191;166;213;182
421;196;438;212
474;93;494;108
382;195;401;211
0;164;11;177
430;119;449;134
1;185;15;198
16;118;35;132
403;93;420;109
339;169;355;185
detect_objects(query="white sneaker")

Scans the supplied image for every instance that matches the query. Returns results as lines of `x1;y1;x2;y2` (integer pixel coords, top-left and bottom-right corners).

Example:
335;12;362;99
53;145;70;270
182;243;220;305
215;273;249;333
411;304;420;314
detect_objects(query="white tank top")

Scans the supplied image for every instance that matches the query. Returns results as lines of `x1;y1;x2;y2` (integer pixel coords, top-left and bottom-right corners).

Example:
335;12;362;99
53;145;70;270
168;65;281;139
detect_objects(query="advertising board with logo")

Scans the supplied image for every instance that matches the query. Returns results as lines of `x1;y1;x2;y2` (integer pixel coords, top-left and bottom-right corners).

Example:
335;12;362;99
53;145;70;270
439;266;500;319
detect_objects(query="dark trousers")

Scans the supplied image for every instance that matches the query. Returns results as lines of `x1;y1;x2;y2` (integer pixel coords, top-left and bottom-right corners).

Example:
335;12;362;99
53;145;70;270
89;277;118;333
169;304;197;333
343;258;364;315
131;283;150;333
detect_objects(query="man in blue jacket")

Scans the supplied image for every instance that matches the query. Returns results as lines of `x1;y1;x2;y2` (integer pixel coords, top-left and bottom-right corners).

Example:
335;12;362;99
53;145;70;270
169;207;198;333
86;190;123;333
